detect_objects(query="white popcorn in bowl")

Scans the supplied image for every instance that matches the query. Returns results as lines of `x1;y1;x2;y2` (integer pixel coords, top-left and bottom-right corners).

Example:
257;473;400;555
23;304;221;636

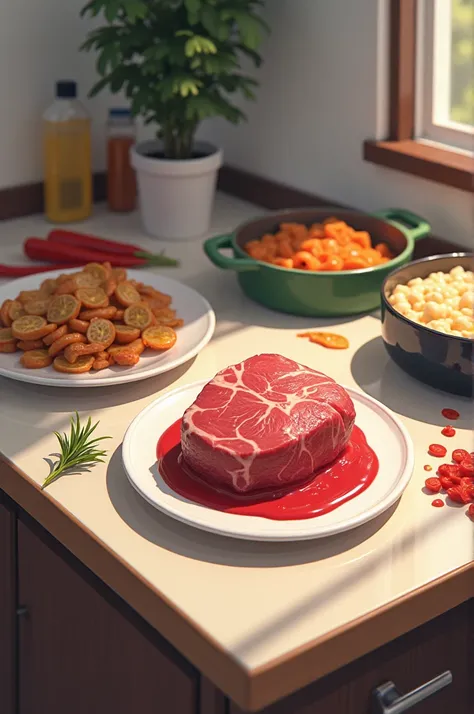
389;265;474;339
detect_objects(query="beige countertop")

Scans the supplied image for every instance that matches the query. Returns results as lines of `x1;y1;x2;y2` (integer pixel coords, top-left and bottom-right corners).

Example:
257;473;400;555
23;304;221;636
1;195;473;711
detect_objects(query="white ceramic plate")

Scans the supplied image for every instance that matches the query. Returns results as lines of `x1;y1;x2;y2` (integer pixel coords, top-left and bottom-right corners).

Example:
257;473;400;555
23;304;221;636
0;268;215;387
122;380;414;541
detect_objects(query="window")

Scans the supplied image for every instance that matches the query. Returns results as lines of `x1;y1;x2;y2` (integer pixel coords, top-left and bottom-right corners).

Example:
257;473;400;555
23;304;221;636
417;0;474;152
364;0;474;193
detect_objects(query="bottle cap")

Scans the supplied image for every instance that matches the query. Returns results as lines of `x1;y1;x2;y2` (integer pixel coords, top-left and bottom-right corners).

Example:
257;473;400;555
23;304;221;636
56;81;77;99
109;108;132;118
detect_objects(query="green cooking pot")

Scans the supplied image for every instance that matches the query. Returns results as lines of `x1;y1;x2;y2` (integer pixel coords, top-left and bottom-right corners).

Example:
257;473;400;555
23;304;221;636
204;207;431;317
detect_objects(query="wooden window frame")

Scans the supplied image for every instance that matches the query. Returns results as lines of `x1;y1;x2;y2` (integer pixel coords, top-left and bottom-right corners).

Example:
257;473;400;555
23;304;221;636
363;0;473;193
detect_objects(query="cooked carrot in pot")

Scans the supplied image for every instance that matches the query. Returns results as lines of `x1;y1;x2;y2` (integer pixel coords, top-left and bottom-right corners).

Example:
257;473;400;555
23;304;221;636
292;252;321;271
243;218;394;272
350;231;371;250
321;255;344;271
342;257;369;270
300;238;322;255
375;242;391;257
273;258;294;268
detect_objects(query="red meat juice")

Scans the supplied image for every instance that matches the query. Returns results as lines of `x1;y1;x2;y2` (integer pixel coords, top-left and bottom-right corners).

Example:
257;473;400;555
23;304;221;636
156;419;379;521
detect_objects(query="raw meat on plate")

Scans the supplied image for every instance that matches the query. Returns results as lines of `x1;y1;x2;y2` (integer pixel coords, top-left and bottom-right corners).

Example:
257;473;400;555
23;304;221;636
181;354;356;494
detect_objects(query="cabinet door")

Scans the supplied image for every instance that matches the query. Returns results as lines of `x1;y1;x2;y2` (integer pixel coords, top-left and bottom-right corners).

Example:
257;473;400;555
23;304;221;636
17;518;198;714
0;493;15;714
200;677;226;714
230;601;472;714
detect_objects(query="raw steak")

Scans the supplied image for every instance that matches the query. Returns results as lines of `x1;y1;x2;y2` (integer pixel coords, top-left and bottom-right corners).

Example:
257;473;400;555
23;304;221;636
181;354;356;494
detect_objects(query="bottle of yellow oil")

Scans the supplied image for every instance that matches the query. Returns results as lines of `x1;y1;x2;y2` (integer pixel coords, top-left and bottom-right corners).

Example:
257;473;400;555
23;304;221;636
43;81;92;223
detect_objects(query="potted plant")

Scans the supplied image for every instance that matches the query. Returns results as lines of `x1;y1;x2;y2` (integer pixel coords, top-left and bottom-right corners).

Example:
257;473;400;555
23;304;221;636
80;0;268;240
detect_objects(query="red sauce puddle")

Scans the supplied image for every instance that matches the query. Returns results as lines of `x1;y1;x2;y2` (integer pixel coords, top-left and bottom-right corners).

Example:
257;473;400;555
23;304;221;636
157;419;379;521
441;408;460;420
441;425;456;437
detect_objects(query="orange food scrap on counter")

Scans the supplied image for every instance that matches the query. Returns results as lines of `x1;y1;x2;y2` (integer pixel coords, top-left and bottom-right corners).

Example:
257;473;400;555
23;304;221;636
298;332;349;350
244;217;395;271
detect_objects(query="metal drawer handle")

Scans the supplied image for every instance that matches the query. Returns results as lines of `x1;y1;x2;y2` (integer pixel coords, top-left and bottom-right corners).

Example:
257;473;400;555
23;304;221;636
371;671;452;714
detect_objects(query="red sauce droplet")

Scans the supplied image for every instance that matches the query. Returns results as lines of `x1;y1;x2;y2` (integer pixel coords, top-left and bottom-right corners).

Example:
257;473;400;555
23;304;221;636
441;425;456;437
157;419;379;521
441;408;460;420
432;499;444;508
428;443;447;458
424;464;433;471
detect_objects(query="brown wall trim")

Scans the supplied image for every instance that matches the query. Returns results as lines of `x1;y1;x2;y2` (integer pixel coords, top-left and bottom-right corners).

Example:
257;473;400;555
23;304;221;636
0;163;466;260
0;173;106;222
389;0;417;140
218;166;347;211
364;139;474;194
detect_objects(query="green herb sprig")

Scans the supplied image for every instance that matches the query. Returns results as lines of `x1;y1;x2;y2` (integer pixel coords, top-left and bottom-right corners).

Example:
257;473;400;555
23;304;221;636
42;412;111;490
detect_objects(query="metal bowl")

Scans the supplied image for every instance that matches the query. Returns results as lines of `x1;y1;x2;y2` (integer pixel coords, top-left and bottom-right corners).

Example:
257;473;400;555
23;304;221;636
381;253;474;397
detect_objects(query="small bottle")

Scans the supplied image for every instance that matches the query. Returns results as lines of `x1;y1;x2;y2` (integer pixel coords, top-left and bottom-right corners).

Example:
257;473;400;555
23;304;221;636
107;108;136;212
43;81;92;223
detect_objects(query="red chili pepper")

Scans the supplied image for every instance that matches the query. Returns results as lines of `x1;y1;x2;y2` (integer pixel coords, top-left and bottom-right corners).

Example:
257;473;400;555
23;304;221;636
468;503;474;519
441;425;456;437
452;448;470;464
0;262;84;277
47;229;177;265
23;238;178;268
47;229;143;256
428;443;447;458
24;238;177;267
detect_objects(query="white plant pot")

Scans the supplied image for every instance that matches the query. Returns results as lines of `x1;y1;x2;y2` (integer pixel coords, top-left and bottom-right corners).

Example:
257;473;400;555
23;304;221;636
130;140;223;241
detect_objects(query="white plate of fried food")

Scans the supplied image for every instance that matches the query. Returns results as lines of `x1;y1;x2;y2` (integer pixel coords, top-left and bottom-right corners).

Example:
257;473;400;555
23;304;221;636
0;264;215;387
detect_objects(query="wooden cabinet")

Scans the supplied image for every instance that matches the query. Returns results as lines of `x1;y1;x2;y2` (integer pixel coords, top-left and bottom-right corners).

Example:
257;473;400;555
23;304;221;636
230;601;473;714
0;493;15;714
17;517;198;714
1;488;472;714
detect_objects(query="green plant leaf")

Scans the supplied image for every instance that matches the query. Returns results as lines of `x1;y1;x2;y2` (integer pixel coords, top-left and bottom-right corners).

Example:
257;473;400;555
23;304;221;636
123;0;148;22
184;0;201;24
97;43;120;75
104;0;120;23
233;13;264;50
88;75;110;98
185;35;217;57
80;0;102;18
185;0;201;14
201;6;230;40
80;0;266;159
237;43;263;67
110;71;125;93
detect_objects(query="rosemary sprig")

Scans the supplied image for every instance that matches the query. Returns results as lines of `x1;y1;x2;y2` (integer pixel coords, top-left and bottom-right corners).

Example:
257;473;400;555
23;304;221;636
42;412;111;490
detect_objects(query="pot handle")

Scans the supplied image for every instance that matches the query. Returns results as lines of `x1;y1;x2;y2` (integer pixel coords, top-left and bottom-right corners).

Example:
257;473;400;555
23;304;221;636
204;234;260;272
371;208;431;242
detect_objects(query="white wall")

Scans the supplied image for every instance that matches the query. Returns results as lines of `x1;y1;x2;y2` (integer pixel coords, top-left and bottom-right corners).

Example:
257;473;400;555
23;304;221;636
199;0;473;249
1;0;472;248
0;0;114;187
